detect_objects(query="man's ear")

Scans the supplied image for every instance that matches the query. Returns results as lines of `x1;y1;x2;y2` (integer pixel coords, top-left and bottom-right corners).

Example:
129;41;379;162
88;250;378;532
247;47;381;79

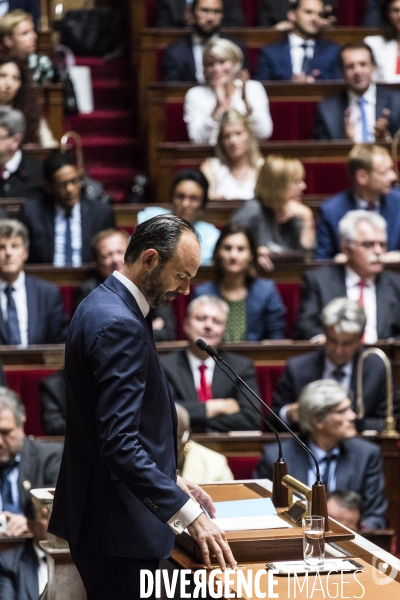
354;168;369;188
141;248;159;272
287;9;296;24
2;35;13;50
340;240;351;259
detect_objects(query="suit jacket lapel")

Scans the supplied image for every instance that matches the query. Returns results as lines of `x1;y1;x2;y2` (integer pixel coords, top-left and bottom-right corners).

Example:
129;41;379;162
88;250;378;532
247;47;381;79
21;541;40;600
18;438;36;512
335;444;351;490
43;201;55;263
177;352;199;402
0;292;8;344
282;40;294;78
80;199;92;263
25;276;38;345
375;272;389;338
375;86;386;122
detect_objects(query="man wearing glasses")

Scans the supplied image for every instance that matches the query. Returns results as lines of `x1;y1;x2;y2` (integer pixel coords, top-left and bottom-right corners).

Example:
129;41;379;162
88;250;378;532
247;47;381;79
18;150;115;266
295;210;400;342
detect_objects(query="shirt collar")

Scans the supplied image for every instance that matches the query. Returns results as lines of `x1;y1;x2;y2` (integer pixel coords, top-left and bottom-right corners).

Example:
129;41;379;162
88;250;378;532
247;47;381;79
345;265;375;287
348;83;376;105
192;32;219;46
33;542;46;564
4;149;22;176
186;349;214;371
55;201;80;218
324;355;352;378
355;196;380;211
308;439;340;461
112;270;150;318
0;271;25;292
288;32;316;48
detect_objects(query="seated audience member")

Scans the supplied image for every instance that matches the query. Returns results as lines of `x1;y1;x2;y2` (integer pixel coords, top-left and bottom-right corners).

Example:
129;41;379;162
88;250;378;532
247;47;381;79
176;403;234;482
138;169;220;265
0;106;42;199
327;490;361;531
231;155;315;269
18;150;115;265
162;0;247;82
0;496;49;599
295;211;400;341
161;295;261;432
74;229;176;341
313;43;400;141
255;379;387;529
0;10;53;84
365;0;400;83
258;0;337;28
316;144;400;259
184;38;273;144
0;219;68;345
274;297;397;432
363;0;384;25
0;55;56;147
157;0;244;28
0;387;63;537
255;0;341;82
193;224;286;341
200;109;264;200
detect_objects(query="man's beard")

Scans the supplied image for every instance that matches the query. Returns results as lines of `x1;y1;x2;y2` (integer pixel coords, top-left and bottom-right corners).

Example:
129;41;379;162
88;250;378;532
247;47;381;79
193;23;219;38
141;266;179;308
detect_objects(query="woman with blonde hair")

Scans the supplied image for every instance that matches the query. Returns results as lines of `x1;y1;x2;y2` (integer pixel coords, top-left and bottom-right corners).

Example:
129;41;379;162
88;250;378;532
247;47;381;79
184;38;273;144
231;155;315;269
200;109;264;200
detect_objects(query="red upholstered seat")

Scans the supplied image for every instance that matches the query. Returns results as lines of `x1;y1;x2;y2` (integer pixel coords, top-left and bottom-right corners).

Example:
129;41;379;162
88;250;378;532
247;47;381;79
165;102;189;142
276;283;300;338
255;365;285;411
59;286;76;320
146;0;157;26
337;0;366;26
304;162;351;194
226;455;260;480
270;101;318;141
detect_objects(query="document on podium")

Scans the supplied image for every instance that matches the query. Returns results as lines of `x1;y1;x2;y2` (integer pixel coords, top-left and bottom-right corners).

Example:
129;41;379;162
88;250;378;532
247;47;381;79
212;498;293;532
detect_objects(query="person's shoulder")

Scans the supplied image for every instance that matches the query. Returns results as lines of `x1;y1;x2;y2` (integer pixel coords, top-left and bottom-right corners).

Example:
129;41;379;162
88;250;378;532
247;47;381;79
236;198;262;216
385;188;400;203
23;435;63;457
303;263;343;282
343;436;381;457
20;151;42;170
364;34;385;47
249;277;277;294
318;91;345;107
41;368;65;388
379;268;400;286
166;35;192;54
25;274;60;295
287;348;322;369
220;349;254;369
321;189;352;211
377;83;400;100
138;206;171;224
185;84;208;100
20;193;47;212
245;79;266;93
195;219;219;234
193;280;217;296
316;38;341;51
160;350;185;368
259;38;288;53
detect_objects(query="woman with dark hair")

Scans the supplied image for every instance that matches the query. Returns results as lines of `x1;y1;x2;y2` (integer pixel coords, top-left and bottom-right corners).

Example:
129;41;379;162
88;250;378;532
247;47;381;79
193;223;285;341
365;0;400;82
0;54;56;146
137;168;220;265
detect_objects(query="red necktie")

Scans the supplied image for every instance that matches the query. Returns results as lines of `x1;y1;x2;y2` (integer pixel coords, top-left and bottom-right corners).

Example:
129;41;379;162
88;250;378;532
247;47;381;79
357;280;366;342
198;364;212;403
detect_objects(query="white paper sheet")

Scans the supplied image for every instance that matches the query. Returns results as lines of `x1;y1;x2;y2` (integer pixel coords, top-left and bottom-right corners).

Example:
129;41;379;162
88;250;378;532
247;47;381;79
212;514;293;532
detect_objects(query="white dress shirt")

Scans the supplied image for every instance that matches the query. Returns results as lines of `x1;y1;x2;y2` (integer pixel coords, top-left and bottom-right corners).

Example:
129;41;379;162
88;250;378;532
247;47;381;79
33;543;48;595
345;266;377;343
111;271;203;534
186;350;216;390
322;357;352;391
0;272;28;347
288;33;315;75
2;149;22;179
364;35;400;83
307;440;340;491
355;196;380;212
347;84;377;143
53;202;82;267
184;79;273;144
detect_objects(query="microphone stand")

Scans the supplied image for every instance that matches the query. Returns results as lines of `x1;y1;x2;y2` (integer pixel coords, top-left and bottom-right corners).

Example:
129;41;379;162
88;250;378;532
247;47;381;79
196;339;328;527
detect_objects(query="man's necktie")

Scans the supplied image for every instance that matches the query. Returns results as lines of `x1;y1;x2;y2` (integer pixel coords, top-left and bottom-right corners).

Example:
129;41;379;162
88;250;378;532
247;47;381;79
331;367;345;383
0;461;18;512
64;213;73;266
301;43;313;75
320;453;335;491
198;364;212;402
4;286;21;345
358;97;370;142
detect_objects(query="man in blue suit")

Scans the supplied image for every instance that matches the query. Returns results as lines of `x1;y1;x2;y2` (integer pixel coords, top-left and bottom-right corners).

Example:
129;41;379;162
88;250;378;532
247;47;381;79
255;0;341;82
316;144;400;259
48;215;236;600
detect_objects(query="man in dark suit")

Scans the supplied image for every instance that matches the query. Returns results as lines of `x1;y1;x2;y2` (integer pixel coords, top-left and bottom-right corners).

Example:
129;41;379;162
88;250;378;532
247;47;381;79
255;0;341;82
255;379;387;529
313;43;400;140
0;497;49;600
274;297;397;432
316;144;400;259
18;150;115;265
0;107;43;200
157;0;244;28
363;0;383;25
0;387;62;538
258;0;337;27
295;210;400;341
0;219;68;345
162;0;247;82
162;295;260;432
48;216;236;600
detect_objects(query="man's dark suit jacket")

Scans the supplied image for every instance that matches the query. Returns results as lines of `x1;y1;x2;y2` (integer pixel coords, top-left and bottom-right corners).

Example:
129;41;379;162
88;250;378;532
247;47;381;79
258;0;338;26
18;194;115;264
254;437;387;529
161;350;260;432
40;369;66;436
272;348;398;432
363;0;382;25
0;275;68;345
49;275;189;558
163;35;248;82
255;38;341;81
294;264;400;340
157;0;244;27
0;154;43;200
315;188;400;259
313;86;400;139
0;539;39;600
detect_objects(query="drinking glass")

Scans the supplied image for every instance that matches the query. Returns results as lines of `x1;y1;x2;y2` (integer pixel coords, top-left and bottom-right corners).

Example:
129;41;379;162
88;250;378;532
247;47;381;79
302;515;325;569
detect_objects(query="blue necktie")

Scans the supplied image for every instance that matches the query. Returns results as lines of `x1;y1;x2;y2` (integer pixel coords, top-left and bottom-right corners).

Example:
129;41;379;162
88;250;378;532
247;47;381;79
301;43;313;75
64;214;73;266
4;286;21;345
320;454;336;491
0;461;19;513
358;97;370;142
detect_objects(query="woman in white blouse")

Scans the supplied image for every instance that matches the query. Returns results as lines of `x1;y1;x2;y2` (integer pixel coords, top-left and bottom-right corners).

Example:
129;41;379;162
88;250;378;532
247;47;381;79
365;0;400;83
184;38;273;145
200;109;264;200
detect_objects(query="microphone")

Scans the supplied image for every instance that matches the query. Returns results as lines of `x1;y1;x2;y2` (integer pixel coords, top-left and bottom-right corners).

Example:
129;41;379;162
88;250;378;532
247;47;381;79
196;339;328;523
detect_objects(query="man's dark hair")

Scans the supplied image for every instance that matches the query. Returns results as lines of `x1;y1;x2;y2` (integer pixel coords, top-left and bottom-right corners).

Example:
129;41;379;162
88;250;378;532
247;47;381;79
327;490;362;512
339;42;377;70
124;215;200;267
43;150;77;182
171;168;209;208
192;0;223;12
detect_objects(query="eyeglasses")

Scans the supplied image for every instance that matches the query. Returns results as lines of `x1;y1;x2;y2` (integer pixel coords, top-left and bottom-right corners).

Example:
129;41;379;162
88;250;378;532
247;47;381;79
328;405;354;416
54;176;81;190
353;241;388;250
173;193;202;204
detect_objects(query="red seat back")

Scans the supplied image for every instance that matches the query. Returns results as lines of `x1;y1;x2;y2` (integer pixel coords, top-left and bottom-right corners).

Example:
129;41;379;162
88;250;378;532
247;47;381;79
276;282;300;338
226;455;260;479
337;0;366;26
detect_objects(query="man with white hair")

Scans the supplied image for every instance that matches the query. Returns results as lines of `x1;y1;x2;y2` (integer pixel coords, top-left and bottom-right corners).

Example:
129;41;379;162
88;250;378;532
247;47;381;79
295;209;400;341
275;297;396;431
255;379;387;530
161;295;260;432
